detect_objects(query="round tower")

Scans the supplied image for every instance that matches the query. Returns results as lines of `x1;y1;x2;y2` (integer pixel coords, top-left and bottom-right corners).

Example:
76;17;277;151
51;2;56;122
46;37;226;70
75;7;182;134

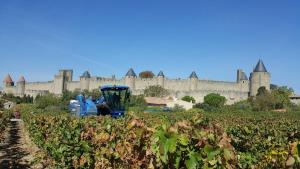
250;60;271;96
157;71;165;87
16;76;26;96
80;71;91;91
189;71;198;91
125;68;136;90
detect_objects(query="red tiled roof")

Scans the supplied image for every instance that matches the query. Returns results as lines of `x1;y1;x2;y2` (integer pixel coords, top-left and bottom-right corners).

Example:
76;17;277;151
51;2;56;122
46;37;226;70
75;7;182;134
18;76;25;82
3;74;13;83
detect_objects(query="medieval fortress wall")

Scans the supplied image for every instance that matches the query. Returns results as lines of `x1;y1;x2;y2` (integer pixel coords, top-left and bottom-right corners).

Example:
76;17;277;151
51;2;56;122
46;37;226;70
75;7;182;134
2;60;271;104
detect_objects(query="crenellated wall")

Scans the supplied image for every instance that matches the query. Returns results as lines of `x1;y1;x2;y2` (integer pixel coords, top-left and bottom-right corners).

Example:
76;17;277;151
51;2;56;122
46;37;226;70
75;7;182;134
3;61;271;105
25;82;54;92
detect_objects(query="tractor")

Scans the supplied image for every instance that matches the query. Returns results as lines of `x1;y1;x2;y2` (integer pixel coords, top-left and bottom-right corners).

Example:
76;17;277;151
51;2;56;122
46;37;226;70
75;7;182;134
69;85;130;118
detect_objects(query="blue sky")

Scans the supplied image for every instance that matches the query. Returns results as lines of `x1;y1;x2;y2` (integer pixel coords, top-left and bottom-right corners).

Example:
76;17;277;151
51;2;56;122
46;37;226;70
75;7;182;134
0;0;299;93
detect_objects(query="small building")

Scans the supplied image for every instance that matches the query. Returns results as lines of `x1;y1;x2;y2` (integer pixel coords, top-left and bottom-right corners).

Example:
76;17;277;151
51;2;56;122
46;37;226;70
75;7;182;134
144;97;173;107
144;97;194;110
290;95;300;105
4;101;15;109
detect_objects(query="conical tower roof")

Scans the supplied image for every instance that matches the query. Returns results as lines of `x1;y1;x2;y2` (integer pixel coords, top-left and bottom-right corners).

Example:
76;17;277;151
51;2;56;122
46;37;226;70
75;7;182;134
3;74;13;83
157;71;165;77
81;71;91;78
125;68;137;77
254;59;268;72
240;72;248;80
189;71;198;79
18;76;25;82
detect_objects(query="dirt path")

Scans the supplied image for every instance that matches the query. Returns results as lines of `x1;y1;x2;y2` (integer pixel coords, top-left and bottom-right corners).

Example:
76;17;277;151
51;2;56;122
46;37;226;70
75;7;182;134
0;119;40;169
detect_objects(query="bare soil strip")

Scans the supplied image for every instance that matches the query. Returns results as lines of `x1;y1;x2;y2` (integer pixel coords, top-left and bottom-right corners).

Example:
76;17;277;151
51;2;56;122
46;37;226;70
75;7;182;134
0;119;39;169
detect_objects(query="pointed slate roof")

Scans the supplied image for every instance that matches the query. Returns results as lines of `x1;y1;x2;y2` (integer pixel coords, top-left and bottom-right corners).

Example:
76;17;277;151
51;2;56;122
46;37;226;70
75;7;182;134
3;74;13;83
254;59;268;72
125;68;137;77
157;71;165;77
81;71;91;78
18;76;25;82
240;72;248;80
189;71;198;79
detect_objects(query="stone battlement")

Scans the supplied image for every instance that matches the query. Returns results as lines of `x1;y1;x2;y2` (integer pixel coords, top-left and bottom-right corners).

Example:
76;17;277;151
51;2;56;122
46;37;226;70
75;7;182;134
2;60;271;104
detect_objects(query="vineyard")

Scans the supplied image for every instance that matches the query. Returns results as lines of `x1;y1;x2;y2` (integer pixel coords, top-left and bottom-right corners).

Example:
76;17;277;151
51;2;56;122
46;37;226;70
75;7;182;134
0;110;11;141
12;104;299;168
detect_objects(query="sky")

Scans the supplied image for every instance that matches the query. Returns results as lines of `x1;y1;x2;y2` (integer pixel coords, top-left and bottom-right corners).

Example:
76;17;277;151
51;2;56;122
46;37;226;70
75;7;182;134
0;0;299;93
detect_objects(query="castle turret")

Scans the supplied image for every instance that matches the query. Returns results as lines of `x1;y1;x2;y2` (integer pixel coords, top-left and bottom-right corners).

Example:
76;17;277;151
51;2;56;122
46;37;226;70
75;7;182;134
16;76;25;96
189;71;198;91
80;71;91;91
237;69;249;93
125;68;136;90
250;59;270;96
157;71;165;87
3;74;14;87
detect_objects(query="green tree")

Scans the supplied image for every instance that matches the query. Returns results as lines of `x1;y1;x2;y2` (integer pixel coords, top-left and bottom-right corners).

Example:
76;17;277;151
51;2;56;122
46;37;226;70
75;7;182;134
257;86;268;96
181;96;196;103
128;95;147;112
35;94;61;109
144;85;169;97
204;93;226;108
271;88;292;109
139;71;155;78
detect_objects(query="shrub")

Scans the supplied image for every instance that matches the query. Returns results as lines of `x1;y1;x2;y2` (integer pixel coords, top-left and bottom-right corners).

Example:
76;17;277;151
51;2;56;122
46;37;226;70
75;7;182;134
171;104;185;112
271;88;292;109
1;93;33;104
128;95;147;112
35;94;61;109
181;96;196;103
231;100;252;111
204;93;226;108
144;85;169;97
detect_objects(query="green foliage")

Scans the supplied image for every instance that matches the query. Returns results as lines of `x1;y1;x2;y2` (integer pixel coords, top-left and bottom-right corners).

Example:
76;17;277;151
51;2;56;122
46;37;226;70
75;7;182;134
171;104;185;112
20;104;239;168
203;93;226;108
0;110;12;140
181;96;196;103
250;86;292;111
128;95;147;112
19;103;300;168
1;93;33;104
35;94;62;109
144;85;169;97
271;85;294;95
230;100;252;111
271;87;292;109
0;99;4;109
139;71;155;78
257;86;268;96
61;90;80;105
82;89;102;100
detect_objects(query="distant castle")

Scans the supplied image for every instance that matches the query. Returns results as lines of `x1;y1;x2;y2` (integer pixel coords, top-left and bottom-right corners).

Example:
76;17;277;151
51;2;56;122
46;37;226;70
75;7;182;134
2;60;270;104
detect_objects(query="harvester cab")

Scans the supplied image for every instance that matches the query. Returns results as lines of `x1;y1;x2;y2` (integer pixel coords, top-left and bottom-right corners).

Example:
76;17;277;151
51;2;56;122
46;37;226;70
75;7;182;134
98;85;130;117
69;85;130;118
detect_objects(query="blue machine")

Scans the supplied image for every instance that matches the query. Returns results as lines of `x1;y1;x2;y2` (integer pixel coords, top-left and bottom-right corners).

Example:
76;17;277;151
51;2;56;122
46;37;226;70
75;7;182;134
69;85;130;118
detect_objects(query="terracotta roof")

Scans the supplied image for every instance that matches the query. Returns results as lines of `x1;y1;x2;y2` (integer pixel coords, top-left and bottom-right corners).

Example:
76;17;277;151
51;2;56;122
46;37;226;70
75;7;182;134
3;74;13;83
18;76;25;82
